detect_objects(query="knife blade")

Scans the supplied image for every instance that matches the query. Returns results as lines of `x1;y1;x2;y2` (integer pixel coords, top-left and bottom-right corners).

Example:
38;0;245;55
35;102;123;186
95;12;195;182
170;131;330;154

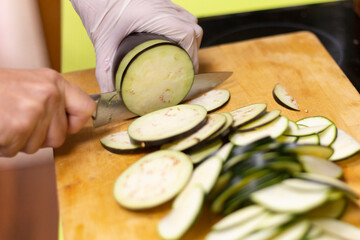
90;71;232;128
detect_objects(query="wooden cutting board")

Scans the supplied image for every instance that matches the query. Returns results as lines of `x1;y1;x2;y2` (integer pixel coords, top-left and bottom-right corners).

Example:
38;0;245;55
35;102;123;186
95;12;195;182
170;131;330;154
56;31;360;240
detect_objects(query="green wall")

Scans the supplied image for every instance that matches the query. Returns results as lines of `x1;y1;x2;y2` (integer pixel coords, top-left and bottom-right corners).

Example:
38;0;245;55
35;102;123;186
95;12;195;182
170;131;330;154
61;0;337;73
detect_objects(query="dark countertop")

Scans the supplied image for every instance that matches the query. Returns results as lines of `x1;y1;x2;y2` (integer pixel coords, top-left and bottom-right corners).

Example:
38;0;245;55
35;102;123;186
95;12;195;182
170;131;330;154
198;0;360;93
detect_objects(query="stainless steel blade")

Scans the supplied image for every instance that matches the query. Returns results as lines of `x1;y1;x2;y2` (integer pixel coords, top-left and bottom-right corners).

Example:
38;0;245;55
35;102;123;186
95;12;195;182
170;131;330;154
91;91;137;128
183;71;232;101
90;71;233;128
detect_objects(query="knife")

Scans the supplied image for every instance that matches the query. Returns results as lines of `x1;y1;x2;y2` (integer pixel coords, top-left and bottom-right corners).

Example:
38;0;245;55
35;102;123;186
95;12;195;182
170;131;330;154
90;71;232;128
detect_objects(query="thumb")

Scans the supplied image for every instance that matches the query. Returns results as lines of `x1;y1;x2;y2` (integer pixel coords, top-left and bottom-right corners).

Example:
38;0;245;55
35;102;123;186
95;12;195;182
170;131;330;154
63;81;96;134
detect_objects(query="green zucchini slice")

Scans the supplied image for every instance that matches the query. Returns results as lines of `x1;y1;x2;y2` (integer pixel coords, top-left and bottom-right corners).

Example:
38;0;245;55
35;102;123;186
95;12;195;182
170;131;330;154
306;197;347;219
128;104;207;146
272;219;310;240
113;150;193;210
212;205;265;231
329;128;360;161
229;116;289;146
158;185;204;240
250;182;330;213
293;172;358;199
173;156;222;208
187;89;230;112
312;218;360;240
298;155;343;178
205;212;268;240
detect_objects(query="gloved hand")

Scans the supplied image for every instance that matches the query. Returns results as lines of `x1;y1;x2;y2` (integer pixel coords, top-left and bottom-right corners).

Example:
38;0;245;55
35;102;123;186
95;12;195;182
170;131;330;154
70;0;203;93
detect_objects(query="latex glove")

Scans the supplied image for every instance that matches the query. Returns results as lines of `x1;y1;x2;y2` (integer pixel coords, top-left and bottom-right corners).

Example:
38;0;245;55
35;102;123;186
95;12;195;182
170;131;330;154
0;68;96;157
71;0;203;92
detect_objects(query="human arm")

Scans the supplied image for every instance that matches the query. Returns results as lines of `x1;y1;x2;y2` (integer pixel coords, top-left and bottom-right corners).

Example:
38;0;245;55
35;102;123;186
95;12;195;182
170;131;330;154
70;0;203;92
0;68;96;157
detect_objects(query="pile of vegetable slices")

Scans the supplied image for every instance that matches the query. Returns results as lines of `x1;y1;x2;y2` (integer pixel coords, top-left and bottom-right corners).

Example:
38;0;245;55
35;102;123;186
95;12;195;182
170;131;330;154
101;88;360;240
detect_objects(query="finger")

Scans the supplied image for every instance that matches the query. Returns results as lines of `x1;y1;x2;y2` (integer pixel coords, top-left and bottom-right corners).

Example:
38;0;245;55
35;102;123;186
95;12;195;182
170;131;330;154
20;110;51;154
63;81;96;134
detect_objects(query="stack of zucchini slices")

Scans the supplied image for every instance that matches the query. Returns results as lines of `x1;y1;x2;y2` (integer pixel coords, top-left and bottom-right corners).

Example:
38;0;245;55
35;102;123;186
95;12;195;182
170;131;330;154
101;89;360;240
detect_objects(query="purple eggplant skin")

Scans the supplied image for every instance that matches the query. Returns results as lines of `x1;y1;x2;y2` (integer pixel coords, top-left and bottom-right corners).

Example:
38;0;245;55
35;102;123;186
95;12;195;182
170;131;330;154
272;87;300;111
129;117;209;147
112;32;176;81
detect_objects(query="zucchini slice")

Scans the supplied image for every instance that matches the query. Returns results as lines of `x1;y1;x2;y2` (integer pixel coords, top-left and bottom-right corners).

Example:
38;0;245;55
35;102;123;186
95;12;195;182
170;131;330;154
250;182;330;213
161;113;226;151
158;185;204;240
257;212;294;230
284;124;331;137
215;142;234;162
100;131;143;154
242;227;280;240
205;212;268;240
318;124;337;146
173;156;222;208
230;103;267;129
296;116;334;127
187;89;230;112
272;219;310;240
296;116;337;146
298;155;343;178
128;104;207;146
296;134;320;145
312;218;360;240
238;110;281;131
329;128;360;161
283;144;334;159
113;150;193;210
212;205;265;231
293;172;358;199
114;33;194;116
229;116;289;146
306;197;347;219
188;139;223;164
272;83;300;111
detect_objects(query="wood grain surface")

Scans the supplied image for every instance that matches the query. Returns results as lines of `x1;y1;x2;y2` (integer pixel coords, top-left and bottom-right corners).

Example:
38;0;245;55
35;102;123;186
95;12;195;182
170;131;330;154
56;31;360;240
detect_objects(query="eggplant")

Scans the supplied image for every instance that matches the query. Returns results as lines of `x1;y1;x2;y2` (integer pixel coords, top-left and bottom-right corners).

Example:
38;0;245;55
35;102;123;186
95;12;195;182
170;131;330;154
113;32;194;116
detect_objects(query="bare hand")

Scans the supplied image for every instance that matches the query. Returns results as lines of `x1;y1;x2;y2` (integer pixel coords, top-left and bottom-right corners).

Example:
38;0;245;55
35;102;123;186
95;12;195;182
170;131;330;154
0;68;96;157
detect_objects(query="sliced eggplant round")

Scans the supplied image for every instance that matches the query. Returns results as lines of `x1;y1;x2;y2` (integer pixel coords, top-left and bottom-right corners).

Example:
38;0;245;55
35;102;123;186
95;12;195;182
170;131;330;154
161;113;226;151
128;104;207;146
114;33;194;116
187;139;223;164
187;89;230;112
272;83;300;111
230;103;267;129
207;112;234;142
238;110;281;132
100;131;143;154
113;150;193;210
